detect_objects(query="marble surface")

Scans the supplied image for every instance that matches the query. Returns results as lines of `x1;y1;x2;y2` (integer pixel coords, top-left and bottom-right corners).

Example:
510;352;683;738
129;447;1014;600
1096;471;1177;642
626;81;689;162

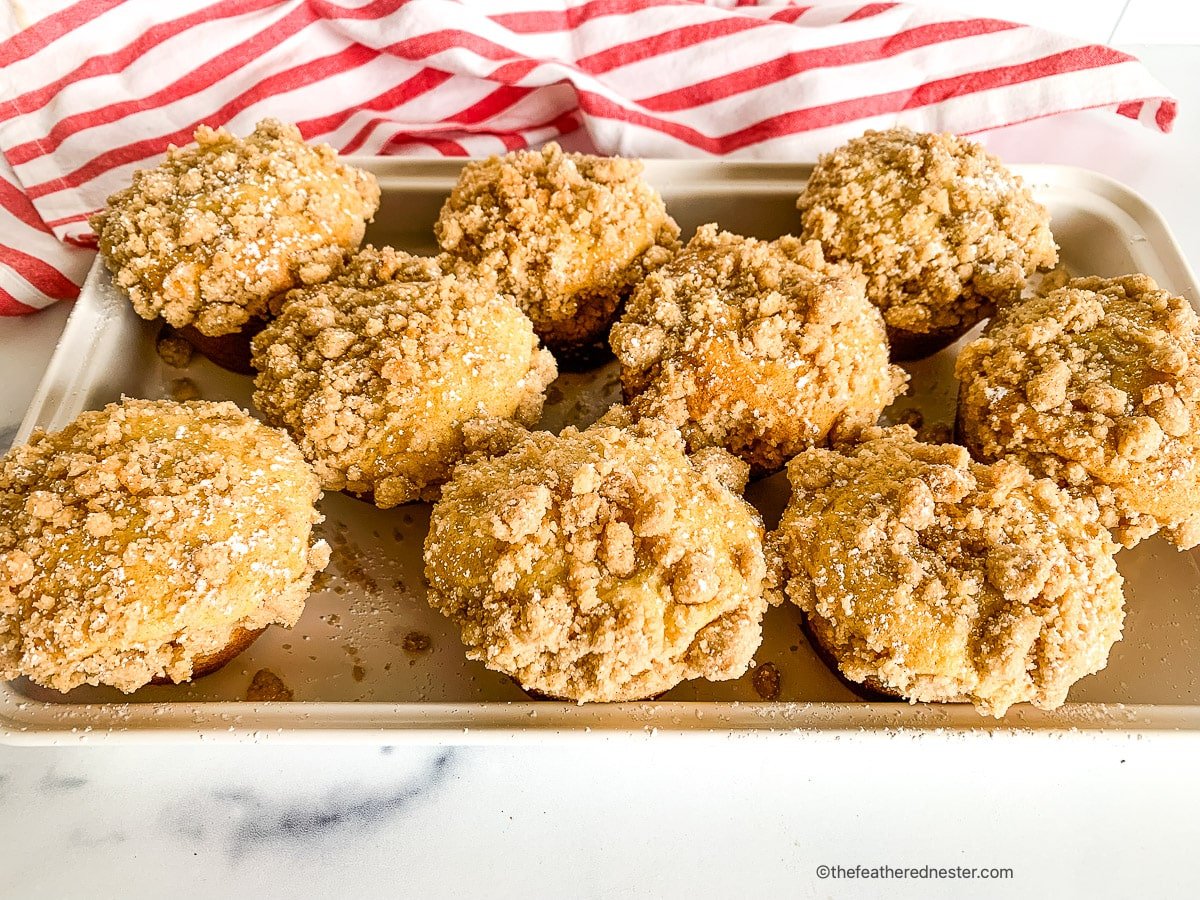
3;43;1200;900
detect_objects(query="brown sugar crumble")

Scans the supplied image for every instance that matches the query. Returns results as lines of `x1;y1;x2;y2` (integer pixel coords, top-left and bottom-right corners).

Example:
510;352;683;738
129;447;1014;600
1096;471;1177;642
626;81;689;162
252;246;557;508
770;426;1125;717
797;127;1057;356
424;410;770;702
168;377;201;402
435;142;680;352
91;119;380;337
0;399;329;693
246;668;294;702
611;224;906;473
324;527;380;596
751;661;781;700
957;274;1200;549
155;329;194;368
402;631;431;654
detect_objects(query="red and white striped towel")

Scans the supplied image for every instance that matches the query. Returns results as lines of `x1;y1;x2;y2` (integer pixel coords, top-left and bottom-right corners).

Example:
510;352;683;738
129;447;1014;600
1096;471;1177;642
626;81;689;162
0;0;1176;315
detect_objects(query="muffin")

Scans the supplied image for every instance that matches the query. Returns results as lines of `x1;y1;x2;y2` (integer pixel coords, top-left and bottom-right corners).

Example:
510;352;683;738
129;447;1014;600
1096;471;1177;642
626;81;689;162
91;118;380;348
424;411;769;702
797;127;1058;359
0;399;328;693
770;427;1125;717
435;142;680;364
957;274;1200;549
610;225;906;474
252;246;557;508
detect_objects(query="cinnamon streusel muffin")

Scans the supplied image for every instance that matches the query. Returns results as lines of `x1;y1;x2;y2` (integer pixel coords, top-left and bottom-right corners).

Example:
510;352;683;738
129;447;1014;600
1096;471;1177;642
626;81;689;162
957;274;1200;549
91;118;380;338
610;225;906;473
252;246;557;508
435;142;680;363
0;399;328;693
424;410;769;702
770;426;1125;717
797;127;1058;359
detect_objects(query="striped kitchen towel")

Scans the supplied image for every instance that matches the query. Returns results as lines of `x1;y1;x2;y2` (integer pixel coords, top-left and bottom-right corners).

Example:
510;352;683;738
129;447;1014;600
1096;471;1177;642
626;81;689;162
0;0;1177;315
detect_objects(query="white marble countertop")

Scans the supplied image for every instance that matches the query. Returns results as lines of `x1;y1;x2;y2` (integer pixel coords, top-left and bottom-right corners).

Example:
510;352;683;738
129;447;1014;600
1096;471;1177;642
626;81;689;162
3;41;1200;900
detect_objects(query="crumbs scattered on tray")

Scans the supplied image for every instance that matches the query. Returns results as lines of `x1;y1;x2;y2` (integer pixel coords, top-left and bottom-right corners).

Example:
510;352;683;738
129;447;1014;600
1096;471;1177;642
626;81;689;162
1034;264;1072;296
168;377;200;401
246;668;294;701
325;525;381;595
893;406;952;444
752;661;781;700
402;631;431;654
918;422;953;444
342;643;367;682
155;328;194;368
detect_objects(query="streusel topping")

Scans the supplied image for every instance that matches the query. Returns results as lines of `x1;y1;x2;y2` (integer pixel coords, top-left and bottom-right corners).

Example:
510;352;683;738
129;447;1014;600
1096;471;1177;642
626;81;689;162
435;142;680;350
611;224;906;472
797;127;1057;339
771;426;1125;717
252;246;557;508
957;274;1200;549
91;119;380;336
0;399;328;693
424;410;769;702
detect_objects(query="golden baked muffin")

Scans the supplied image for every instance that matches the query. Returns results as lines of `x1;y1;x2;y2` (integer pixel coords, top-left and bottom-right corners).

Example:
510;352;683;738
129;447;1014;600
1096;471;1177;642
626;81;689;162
770;426;1125;717
434;142;680;362
610;225;906;474
91;119;380;337
252;246;557;508
957;274;1200;549
0;399;328;693
424;411;769;702
797;127;1058;359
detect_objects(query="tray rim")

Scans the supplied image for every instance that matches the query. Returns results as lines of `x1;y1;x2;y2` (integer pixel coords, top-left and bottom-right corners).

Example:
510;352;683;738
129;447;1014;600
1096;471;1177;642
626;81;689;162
5;159;1199;744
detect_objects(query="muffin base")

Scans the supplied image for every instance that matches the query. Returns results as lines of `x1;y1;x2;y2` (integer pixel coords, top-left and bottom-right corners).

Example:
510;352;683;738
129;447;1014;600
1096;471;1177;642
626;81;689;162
177;320;267;375
150;625;267;685
799;616;902;703
521;685;667;703
548;334;616;372
886;321;973;362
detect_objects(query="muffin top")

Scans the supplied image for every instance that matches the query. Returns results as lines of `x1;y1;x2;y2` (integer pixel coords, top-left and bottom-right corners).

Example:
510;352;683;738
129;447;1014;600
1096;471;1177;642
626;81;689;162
91;119;380;336
424;411;769;702
797;127;1057;338
956;274;1200;549
252;246;557;508
772;426;1125;717
611;224;906;472
0;399;328;693
435;142;679;348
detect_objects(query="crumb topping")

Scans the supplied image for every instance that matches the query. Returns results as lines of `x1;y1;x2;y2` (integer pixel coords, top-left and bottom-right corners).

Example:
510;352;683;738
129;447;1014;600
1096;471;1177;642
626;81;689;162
770;426;1125;717
91;119;380;336
168;378;201;402
797;127;1057;337
0;399;328;693
611;224;906;473
435;142;681;350
252;246;557;508
424;414;769;702
155;330;194;368
957;274;1200;549
245;667;294;701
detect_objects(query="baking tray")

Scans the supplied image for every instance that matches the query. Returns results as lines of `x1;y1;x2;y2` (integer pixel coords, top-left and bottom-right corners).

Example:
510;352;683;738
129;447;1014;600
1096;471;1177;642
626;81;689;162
3;160;1200;744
